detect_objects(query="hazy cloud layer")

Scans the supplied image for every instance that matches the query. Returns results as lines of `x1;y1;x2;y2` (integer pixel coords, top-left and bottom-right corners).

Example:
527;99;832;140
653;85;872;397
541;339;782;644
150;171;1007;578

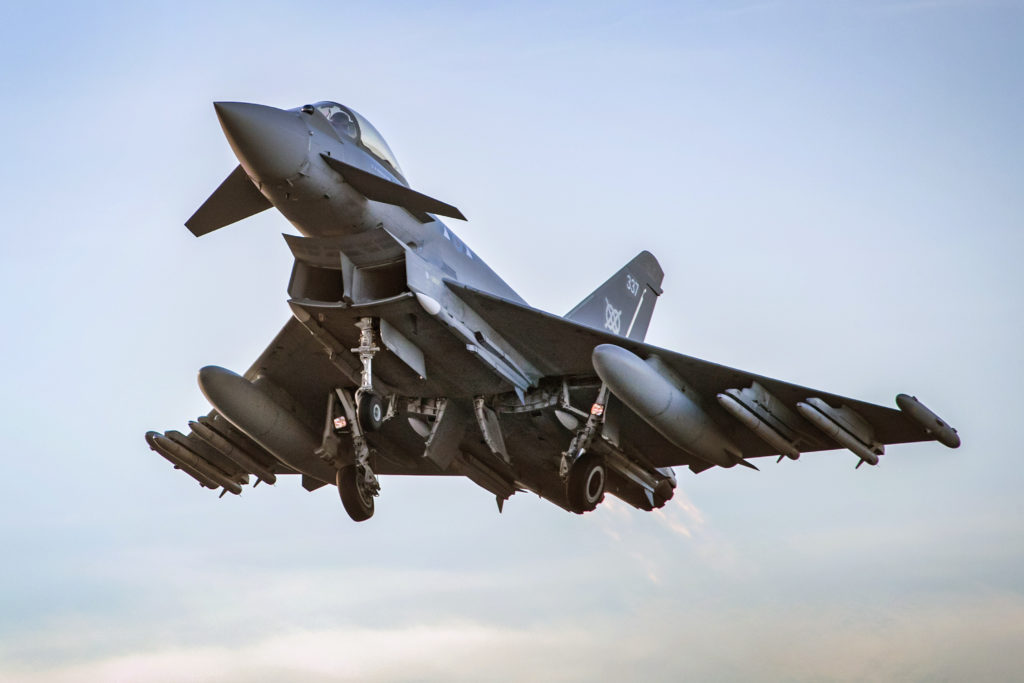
6;591;1024;682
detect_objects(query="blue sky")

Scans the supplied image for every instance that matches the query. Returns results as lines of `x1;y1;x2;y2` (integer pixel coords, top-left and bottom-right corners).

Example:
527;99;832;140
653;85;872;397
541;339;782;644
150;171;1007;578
1;1;1022;680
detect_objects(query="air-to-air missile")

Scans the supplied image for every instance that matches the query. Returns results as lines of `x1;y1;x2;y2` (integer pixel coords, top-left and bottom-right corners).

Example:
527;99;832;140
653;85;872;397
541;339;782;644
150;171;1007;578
795;399;883;466
188;419;277;485
716;390;802;461
145;431;243;494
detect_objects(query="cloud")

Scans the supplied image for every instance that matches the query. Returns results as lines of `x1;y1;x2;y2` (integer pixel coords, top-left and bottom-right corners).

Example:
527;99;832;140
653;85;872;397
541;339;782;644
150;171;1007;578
0;622;596;683
4;592;1024;682
651;490;706;539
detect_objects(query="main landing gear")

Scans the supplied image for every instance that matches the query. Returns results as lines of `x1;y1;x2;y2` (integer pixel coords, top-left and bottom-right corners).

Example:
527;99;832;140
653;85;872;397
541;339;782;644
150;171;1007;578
337;462;376;522
561;385;609;514
566;451;606;513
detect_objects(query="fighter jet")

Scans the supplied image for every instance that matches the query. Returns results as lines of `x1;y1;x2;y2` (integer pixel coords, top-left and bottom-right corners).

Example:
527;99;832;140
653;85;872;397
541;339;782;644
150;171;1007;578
146;100;960;522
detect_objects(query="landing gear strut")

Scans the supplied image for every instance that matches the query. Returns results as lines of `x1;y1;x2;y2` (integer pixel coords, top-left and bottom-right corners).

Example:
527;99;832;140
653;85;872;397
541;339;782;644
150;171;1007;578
562;384;610;514
352;317;385;433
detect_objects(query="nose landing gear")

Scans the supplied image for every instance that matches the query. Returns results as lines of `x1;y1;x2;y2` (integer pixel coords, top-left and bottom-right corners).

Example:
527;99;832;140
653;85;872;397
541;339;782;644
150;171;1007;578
353;317;387;434
356;391;385;432
315;317;392;522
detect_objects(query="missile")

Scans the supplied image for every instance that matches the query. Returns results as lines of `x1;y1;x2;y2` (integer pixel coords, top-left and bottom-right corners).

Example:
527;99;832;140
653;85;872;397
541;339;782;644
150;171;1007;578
716;392;801;460
895;394;960;448
166;429;248;485
197;366;335;484
146;431;219;489
795;400;881;466
189;419;278;485
592;344;743;468
146;431;242;494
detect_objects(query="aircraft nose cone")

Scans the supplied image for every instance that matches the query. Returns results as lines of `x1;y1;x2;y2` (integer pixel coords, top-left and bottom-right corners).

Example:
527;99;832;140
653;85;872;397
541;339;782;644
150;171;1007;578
213;102;309;183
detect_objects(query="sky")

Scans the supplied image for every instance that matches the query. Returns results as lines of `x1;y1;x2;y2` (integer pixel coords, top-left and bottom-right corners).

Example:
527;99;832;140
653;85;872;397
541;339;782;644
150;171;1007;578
0;0;1022;680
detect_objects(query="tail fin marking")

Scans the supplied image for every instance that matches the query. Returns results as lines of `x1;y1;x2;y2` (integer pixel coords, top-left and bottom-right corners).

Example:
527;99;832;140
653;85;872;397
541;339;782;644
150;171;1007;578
565;251;664;342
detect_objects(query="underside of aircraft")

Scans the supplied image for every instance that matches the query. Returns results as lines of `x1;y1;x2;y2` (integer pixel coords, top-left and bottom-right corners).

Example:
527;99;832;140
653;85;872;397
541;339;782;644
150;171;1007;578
146;100;960;522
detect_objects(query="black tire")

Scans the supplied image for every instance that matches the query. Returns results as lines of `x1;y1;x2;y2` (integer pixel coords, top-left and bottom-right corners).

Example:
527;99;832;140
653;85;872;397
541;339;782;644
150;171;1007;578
566;452;606;514
357;392;385;432
337;466;374;522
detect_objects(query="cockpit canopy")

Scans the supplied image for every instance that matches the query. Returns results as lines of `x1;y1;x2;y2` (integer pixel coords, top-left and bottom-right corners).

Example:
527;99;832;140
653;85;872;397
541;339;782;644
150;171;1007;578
313;101;404;180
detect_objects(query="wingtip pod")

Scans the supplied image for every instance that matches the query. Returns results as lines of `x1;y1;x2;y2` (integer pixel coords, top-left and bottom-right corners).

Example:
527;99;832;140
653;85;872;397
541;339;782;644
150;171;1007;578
895;394;961;449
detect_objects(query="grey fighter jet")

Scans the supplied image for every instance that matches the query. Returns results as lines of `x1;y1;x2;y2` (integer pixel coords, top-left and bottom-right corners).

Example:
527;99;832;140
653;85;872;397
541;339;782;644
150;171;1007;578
146;101;961;522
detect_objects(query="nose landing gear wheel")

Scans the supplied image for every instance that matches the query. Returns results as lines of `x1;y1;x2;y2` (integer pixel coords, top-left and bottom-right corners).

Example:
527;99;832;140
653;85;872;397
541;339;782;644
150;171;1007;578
337;465;375;522
357;392;385;432
566;452;606;514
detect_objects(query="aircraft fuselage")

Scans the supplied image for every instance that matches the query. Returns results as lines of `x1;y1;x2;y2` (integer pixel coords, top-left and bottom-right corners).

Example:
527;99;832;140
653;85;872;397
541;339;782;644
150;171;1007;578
215;102;523;305
147;100;959;523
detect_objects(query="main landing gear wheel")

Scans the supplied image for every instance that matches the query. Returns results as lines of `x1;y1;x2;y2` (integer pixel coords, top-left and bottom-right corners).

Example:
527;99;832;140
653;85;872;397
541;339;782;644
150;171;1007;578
337;465;375;522
357;392;384;432
567;452;606;514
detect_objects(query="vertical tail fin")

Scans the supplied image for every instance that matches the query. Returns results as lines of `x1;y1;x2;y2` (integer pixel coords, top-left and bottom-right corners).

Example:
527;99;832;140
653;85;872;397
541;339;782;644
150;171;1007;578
565;251;664;342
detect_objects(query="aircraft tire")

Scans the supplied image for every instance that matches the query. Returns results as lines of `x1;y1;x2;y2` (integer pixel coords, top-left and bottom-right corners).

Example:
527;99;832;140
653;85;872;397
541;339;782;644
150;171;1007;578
357;392;385;432
567;452;605;514
337;466;375;522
